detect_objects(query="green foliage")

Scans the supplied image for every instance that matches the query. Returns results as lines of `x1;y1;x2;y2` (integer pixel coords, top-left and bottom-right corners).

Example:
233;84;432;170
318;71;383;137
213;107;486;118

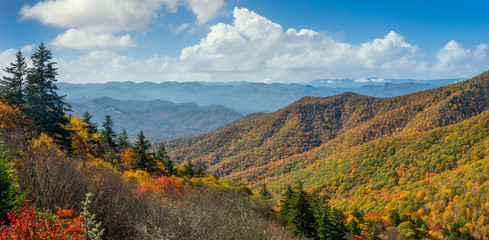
0;149;18;221
259;183;272;199
397;221;421;239
154;144;174;176
132;130;157;173
100;115;116;149
279;183;317;238
0;50;26;105
82;111;98;135
182;159;195;177
317;203;348;240
116;128;130;149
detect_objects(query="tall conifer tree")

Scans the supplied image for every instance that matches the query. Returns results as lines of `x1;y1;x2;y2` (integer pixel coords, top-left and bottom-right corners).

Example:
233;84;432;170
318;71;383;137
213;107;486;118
0;50;26;105
24;43;71;146
132;130;156;172
100;115;116;149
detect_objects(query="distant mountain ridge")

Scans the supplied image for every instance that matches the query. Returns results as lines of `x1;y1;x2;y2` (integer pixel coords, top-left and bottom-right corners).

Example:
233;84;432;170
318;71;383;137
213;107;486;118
70;97;243;141
59;78;460;114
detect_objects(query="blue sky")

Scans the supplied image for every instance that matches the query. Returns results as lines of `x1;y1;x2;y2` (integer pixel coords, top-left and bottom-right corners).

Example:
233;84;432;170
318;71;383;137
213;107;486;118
1;0;488;83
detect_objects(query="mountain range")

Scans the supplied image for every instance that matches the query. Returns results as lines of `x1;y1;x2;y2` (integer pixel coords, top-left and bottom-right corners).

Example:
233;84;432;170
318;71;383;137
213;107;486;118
59;79;461;114
70;97;243;141
165;71;489;236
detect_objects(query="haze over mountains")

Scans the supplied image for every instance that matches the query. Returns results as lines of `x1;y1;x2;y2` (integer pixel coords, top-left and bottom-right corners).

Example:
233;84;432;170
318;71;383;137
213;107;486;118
60;78;461;114
70;97;243;142
165;71;489;236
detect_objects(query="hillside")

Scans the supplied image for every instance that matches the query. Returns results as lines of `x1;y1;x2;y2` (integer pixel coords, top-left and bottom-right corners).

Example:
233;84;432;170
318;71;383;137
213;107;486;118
71;97;243;141
167;71;489;237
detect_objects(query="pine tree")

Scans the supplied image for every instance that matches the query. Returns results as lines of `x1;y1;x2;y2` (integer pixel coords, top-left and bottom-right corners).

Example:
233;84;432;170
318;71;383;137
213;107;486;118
259;183;272;199
154;144;174;176
0;50;26;105
116;129;130;149
318;202;348;240
24;43;71;147
287;182;317;238
82;111;98;135
182;159;195;177
132;130;156;172
278;185;294;225
100;115;116;149
194;162;207;177
0;150;18;221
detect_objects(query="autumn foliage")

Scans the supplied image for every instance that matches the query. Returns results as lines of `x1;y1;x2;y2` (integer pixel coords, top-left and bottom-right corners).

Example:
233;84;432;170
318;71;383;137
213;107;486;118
0;103;25;131
142;175;185;198
0;203;84;240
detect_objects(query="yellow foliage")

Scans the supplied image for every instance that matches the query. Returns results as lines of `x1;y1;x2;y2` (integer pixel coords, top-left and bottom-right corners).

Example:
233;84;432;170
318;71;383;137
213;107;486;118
123;169;153;188
32;133;58;151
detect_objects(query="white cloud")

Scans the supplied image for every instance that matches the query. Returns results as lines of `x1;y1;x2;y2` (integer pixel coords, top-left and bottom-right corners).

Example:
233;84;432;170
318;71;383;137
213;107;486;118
177;8;428;81
354;77;370;83
434;40;488;76
186;0;225;24
20;0;226;50
0;49;17;73
52;29;135;49
20;0;166;33
55;7;488;83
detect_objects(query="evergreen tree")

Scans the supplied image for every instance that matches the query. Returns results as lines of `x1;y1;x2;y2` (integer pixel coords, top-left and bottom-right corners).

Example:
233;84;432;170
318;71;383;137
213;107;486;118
182;159;195;177
0;50;26;105
132;130;156;172
194;162;207;177
318;203;348;240
24;43;71;146
116;129;130;149
388;210;402;227
278;185;294;225
100;115;116;149
259;183;272;199
82;111;98;135
287;182;317;238
0;150;18;221
154;144;174;176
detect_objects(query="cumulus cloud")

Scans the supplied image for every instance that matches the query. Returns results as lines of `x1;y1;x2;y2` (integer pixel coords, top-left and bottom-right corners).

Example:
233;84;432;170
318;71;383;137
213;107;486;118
21;0;226;50
55;7;488;83
52;29;135;49
434;40;488;76
354;77;370;83
186;0;225;24
177;8;428;81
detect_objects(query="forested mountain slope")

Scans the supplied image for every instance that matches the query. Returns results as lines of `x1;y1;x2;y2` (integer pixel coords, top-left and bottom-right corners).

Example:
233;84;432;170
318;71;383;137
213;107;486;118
167;71;489;237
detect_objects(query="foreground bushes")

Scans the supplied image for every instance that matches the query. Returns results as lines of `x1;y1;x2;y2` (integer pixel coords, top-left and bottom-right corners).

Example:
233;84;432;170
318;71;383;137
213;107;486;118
10;133;294;240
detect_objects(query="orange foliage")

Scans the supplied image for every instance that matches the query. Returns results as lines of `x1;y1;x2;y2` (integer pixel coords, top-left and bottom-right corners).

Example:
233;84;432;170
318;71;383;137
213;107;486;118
142;176;185;198
118;148;134;170
0;103;25;131
0;203;85;240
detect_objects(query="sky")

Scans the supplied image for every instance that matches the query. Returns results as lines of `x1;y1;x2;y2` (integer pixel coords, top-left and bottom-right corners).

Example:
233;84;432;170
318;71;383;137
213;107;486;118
0;0;488;83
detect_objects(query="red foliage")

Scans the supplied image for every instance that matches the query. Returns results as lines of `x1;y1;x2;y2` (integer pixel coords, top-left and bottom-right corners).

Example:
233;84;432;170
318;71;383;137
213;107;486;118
0;202;85;240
